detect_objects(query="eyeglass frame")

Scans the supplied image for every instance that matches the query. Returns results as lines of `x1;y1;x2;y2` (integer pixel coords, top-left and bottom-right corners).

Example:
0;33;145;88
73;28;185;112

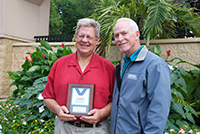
76;34;98;41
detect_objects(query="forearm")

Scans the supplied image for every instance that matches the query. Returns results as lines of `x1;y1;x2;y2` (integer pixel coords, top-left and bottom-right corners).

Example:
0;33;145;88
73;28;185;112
100;102;112;118
43;98;60;114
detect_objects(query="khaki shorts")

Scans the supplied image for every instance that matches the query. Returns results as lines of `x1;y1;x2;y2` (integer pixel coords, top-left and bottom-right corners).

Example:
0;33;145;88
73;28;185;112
54;117;111;134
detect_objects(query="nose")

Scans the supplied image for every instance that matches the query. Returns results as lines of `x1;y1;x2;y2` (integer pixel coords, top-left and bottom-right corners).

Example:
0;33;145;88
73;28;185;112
118;34;124;41
82;36;88;42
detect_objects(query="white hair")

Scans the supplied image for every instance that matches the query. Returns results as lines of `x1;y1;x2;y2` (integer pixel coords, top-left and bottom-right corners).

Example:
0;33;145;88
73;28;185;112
115;18;139;33
75;18;100;38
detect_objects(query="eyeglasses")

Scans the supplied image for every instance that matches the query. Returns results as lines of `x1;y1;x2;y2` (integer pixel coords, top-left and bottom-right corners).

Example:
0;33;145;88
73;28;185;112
77;35;96;41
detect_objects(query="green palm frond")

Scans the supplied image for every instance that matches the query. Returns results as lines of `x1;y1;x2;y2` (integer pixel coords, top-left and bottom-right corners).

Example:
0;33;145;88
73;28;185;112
175;7;200;37
91;0;131;55
144;0;173;39
90;0;200;55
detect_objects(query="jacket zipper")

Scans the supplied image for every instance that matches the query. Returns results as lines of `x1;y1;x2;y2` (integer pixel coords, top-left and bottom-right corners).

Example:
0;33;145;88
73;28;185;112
114;62;134;133
138;111;143;133
114;93;120;134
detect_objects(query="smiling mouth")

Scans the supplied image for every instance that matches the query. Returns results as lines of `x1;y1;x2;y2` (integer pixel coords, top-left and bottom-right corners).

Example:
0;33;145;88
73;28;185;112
117;42;128;47
80;44;90;47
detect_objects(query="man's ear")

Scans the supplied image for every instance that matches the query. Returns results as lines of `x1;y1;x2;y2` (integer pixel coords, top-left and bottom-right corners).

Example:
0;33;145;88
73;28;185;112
136;31;140;37
74;33;77;41
135;31;140;40
96;36;100;42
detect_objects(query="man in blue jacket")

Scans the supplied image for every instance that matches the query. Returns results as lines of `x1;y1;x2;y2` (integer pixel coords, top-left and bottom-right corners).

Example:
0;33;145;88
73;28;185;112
111;18;171;134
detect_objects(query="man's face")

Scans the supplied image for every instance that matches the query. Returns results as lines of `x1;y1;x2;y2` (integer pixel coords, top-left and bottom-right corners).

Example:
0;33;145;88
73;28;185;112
114;20;139;56
75;26;99;56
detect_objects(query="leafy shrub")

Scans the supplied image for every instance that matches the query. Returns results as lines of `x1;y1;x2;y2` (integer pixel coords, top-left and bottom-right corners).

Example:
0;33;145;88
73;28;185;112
165;64;198;130
2;41;200;133
160;52;200;132
0;98;54;133
165;125;200;134
2;41;73;133
149;45;200;131
13;76;54;121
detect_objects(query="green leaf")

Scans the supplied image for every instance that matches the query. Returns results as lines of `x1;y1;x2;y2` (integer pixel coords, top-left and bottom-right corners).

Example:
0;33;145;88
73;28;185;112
27;115;37;121
20;100;28;107
7;71;21;80
14;98;22;103
172;90;184;100
21;76;32;81
27;65;41;73
10;81;19;87
49;53;58;63
40;40;52;51
33;101;44;108
47;111;54;118
41;65;49;73
18;109;26;115
175;77;187;89
40;110;49;118
34;45;42;53
25;92;33;100
166;119;179;130
172;101;184;115
154;44;161;56
189;106;198;117
186;112;195;123
18;84;25;90
27;101;34;109
171;72;179;79
63;47;73;55
32;51;44;61
176;119;186;129
179;67;186;76
22;59;31;72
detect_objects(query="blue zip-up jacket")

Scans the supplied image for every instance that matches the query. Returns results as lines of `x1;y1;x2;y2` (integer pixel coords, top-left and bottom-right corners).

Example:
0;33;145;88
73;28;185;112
111;46;171;134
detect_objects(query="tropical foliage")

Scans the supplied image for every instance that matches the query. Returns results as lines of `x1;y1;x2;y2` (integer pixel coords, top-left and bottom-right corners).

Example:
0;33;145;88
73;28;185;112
0;41;73;133
152;45;200;132
0;40;200;133
0;98;54;133
90;0;200;55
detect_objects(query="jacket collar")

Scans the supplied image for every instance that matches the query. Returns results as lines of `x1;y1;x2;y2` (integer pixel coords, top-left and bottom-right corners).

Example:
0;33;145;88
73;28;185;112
120;45;148;76
135;45;148;62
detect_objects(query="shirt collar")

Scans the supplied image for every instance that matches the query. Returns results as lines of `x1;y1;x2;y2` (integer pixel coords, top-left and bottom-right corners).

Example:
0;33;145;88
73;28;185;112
68;51;99;69
123;45;144;62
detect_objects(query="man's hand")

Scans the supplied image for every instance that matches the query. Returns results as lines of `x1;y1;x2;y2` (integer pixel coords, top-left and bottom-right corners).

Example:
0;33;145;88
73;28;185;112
80;109;102;124
43;98;77;122
57;106;77;122
80;102;112;124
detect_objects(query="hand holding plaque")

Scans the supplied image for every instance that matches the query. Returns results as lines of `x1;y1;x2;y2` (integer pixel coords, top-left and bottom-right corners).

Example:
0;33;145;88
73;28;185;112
66;83;94;117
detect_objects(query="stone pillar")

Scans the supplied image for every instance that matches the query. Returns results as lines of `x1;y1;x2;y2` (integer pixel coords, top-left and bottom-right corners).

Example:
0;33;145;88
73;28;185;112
0;35;30;97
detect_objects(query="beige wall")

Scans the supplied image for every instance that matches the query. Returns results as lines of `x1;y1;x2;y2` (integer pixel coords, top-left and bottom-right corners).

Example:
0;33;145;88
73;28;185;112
12;38;200;72
0;0;50;41
140;38;200;70
0;37;200;99
0;0;50;100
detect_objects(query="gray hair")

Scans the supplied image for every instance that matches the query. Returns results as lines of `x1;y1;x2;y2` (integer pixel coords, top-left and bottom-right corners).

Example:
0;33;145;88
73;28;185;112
75;18;100;38
115;18;139;33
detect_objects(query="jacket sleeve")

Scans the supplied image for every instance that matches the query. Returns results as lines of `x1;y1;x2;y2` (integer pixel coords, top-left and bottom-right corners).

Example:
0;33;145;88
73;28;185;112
144;63;171;134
